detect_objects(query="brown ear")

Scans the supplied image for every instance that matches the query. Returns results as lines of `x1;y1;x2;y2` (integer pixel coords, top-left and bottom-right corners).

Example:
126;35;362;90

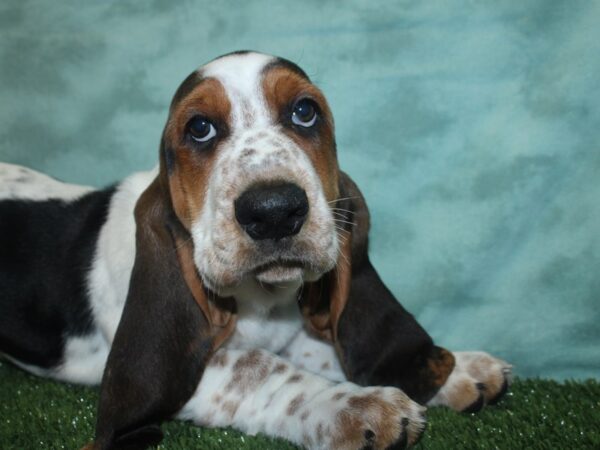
92;177;235;450
301;171;455;404
173;233;237;349
300;171;368;341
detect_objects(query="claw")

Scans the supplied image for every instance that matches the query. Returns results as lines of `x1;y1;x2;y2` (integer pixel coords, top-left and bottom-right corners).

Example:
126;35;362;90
462;392;485;413
411;420;427;447
386;428;408;450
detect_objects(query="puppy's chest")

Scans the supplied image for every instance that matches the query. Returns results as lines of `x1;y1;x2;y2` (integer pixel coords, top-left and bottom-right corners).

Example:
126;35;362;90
225;284;303;353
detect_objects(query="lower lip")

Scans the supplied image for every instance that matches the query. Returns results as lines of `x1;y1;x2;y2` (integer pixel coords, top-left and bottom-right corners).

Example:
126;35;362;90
255;265;303;285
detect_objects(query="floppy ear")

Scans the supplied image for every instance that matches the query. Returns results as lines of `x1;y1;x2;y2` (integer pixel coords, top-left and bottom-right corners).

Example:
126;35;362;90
301;171;455;404
91;177;236;450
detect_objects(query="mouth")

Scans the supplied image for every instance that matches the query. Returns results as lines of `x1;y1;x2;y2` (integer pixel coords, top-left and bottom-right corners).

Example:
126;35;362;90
253;259;305;285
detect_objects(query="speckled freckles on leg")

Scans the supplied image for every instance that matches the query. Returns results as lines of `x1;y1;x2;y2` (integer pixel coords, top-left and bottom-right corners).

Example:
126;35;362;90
179;348;426;450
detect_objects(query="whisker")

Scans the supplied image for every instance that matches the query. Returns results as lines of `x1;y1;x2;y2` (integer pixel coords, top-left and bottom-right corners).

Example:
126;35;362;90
257;278;270;294
327;196;359;204
335;234;348;246
334;225;356;234
338;249;350;268
335;226;349;236
331;211;352;218
334;224;351;234
329;207;353;213
335;229;350;241
333;218;357;227
329;207;354;216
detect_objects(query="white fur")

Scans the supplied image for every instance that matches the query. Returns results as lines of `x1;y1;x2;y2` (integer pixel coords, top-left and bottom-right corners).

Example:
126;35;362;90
54;331;109;384
283;329;346;382
224;277;303;353
202;52;274;129
87;167;157;343
0;162;92;201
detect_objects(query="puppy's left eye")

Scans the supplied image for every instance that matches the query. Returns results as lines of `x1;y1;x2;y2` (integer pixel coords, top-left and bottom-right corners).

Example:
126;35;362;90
187;116;217;143
292;99;317;127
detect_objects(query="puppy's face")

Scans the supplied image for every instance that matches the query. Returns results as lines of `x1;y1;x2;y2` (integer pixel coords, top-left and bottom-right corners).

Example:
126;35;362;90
162;52;340;295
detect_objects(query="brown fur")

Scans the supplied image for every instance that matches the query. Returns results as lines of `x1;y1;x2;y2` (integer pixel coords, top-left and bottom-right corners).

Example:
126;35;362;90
286;373;303;383
209;352;229;368
332;392;345;401
174;235;237;349
427;347;456;387
222;400;241;419
262;65;340;202
162;77;231;229
331;409;364;449
225;350;271;394
286;393;306;416
272;363;288;374
316;422;326;445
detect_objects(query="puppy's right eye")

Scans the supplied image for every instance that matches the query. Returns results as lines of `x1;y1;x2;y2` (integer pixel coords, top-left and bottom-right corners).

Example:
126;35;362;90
187;116;217;143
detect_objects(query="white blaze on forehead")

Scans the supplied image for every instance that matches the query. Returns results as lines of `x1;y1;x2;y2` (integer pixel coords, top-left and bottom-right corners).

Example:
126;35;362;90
201;52;276;130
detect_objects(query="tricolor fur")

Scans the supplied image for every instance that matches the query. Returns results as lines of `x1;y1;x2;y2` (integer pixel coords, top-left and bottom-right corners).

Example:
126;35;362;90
0;52;511;450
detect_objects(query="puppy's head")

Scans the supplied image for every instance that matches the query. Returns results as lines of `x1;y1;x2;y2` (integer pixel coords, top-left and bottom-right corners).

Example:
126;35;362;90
160;51;341;296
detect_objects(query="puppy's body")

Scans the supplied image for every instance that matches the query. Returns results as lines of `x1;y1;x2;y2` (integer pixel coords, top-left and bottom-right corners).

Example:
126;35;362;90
0;52;511;450
0;164;327;383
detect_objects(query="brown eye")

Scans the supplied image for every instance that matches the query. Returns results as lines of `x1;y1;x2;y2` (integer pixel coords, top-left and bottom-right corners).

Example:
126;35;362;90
187;116;216;142
292;99;317;127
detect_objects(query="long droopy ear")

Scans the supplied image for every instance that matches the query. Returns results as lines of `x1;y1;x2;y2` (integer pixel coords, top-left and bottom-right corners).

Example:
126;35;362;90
90;177;236;450
301;171;455;404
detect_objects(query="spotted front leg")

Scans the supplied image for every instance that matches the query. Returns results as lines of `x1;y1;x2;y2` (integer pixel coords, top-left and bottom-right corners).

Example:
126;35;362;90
428;351;512;412
178;348;426;449
282;329;347;382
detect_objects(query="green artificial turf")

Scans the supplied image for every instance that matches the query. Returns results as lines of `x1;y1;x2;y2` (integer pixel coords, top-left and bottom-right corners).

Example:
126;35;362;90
1;360;599;449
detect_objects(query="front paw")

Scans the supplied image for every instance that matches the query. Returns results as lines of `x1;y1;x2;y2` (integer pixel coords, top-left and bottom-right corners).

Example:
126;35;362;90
428;351;512;412
302;384;426;449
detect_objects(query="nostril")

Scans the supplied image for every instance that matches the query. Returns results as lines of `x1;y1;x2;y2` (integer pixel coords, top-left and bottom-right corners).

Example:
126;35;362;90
290;204;308;218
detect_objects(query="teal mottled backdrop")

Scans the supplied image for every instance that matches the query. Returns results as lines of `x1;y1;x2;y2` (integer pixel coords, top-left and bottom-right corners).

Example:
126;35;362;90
1;0;598;380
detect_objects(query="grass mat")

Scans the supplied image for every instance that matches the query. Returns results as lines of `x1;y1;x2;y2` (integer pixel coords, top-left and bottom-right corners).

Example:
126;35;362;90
1;360;599;449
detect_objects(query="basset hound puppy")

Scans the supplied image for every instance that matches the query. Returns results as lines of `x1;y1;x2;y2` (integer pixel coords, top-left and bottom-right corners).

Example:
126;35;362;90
0;51;512;450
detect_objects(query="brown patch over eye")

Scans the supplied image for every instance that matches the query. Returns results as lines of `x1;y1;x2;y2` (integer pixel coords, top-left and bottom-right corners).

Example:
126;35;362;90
262;65;339;202
162;77;231;228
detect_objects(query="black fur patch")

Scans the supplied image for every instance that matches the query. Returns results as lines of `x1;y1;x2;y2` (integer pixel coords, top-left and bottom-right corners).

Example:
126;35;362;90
263;56;310;81
216;49;253;59
0;187;116;368
169;70;203;109
163;145;176;175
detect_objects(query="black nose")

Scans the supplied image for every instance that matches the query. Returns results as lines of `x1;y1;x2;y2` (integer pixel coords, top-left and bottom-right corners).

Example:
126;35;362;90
234;182;309;241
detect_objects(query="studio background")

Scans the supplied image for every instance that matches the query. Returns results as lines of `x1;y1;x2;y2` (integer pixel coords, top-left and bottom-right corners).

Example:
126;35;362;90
1;0;598;380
